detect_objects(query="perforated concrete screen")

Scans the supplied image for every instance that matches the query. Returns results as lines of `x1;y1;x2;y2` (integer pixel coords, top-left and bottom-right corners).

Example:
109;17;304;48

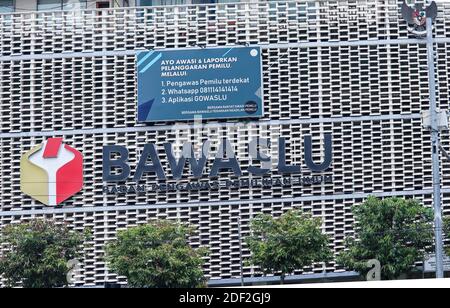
1;0;450;286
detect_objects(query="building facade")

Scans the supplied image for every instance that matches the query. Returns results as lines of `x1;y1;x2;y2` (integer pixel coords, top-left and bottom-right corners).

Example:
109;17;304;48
1;0;256;13
1;0;450;286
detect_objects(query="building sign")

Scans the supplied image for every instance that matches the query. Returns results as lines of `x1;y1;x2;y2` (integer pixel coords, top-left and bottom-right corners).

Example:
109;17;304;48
137;47;263;122
102;135;333;194
20;138;83;206
20;135;332;204
401;0;437;36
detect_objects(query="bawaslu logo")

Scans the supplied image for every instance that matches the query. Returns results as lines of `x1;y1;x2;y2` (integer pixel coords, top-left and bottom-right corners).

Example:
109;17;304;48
20;138;83;206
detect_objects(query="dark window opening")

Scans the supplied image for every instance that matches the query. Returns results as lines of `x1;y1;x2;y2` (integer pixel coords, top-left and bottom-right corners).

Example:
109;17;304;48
96;1;110;8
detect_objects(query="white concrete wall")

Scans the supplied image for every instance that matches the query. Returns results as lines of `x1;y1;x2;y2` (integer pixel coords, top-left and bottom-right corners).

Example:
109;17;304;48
15;0;37;11
86;0;100;9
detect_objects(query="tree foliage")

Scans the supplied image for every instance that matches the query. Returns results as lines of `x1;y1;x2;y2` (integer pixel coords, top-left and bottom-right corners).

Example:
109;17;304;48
0;219;86;288
245;210;331;283
337;196;434;280
444;217;450;256
105;220;208;288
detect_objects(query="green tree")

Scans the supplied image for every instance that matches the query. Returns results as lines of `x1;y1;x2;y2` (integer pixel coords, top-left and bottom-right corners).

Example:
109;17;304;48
0;219;86;288
105;220;208;288
337;196;434;280
245;210;331;284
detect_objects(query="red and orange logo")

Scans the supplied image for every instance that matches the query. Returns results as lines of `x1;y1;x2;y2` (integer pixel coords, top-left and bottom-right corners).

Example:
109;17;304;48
20;138;83;206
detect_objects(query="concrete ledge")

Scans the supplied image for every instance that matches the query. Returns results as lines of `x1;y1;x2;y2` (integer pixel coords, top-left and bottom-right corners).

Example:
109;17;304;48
207;271;361;287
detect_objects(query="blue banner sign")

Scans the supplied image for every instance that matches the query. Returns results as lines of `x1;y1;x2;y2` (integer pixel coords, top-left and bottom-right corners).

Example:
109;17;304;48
137;47;263;122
